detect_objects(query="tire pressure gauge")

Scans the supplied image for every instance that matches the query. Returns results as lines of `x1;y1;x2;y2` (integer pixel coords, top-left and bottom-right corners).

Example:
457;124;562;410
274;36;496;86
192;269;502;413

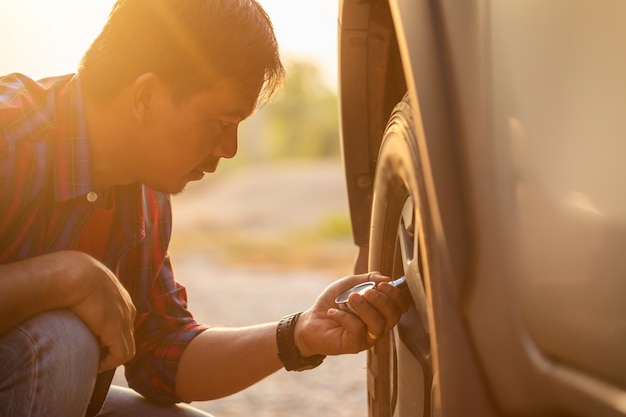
335;276;407;314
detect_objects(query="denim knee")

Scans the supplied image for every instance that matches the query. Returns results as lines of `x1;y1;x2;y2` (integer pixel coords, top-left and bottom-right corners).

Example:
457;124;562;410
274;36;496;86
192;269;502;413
0;309;100;417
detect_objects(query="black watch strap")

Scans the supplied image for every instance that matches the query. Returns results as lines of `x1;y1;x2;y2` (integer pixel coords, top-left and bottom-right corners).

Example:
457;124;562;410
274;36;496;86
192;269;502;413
276;312;326;371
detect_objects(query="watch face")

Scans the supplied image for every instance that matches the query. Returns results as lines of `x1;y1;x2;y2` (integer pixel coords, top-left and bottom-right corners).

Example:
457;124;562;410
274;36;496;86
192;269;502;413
335;281;376;305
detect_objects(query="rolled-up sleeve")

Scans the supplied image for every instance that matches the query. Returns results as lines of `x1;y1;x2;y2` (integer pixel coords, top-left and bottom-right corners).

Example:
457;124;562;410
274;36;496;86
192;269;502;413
124;254;208;404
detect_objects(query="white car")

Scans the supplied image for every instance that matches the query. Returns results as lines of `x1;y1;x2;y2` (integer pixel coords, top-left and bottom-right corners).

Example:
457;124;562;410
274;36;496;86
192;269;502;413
338;1;626;416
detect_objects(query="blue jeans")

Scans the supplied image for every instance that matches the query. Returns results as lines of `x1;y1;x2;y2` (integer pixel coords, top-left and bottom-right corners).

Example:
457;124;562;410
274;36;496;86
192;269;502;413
0;310;213;417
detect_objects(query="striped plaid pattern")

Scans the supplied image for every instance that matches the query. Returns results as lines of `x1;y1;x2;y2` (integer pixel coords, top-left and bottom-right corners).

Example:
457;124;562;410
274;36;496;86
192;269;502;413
0;73;207;403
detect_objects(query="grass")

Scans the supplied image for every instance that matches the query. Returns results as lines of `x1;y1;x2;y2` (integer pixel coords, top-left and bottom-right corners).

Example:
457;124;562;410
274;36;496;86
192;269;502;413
169;212;357;275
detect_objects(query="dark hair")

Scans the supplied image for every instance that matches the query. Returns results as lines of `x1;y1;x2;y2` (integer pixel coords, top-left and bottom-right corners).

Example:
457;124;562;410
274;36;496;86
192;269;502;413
78;0;284;104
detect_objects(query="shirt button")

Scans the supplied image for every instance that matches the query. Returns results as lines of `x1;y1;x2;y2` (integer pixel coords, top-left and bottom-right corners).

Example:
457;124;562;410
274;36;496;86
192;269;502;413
86;191;98;203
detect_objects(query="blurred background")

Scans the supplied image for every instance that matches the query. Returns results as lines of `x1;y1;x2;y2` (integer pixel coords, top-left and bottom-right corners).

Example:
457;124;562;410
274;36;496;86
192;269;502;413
0;1;367;416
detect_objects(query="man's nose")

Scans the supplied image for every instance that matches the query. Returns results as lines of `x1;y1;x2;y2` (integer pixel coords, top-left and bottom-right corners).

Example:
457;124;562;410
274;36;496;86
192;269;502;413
212;130;238;159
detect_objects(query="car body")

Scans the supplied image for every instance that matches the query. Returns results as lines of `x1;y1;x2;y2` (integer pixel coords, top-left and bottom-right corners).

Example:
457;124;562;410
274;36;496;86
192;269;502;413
337;1;626;416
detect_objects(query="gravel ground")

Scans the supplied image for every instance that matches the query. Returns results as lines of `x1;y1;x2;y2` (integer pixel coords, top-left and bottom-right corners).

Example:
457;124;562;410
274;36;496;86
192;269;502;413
113;160;369;417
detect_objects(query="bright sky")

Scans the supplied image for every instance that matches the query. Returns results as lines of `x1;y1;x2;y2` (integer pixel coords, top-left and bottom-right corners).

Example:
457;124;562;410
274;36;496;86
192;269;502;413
0;0;338;89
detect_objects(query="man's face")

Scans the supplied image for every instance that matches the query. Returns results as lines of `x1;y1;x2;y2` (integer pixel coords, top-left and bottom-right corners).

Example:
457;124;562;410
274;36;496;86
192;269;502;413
133;77;259;194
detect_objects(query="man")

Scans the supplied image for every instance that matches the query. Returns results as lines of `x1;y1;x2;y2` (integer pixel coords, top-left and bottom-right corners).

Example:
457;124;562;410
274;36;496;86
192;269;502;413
0;1;409;416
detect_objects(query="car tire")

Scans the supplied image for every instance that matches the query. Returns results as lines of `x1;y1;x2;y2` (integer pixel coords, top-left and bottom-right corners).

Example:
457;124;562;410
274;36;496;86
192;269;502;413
366;93;440;417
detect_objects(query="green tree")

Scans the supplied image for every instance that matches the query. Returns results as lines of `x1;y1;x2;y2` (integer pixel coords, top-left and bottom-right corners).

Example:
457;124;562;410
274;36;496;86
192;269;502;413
264;59;340;160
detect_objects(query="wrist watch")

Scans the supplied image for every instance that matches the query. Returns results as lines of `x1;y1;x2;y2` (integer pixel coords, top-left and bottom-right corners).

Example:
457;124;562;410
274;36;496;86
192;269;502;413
276;312;326;371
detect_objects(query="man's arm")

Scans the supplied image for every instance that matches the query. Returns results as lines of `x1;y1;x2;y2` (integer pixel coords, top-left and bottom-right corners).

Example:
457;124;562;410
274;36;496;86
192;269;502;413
176;323;282;401
0;252;71;334
0;250;136;372
176;272;409;401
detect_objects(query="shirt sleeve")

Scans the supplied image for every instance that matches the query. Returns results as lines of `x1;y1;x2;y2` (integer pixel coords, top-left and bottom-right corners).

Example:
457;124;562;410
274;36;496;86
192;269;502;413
116;188;208;404
123;253;208;404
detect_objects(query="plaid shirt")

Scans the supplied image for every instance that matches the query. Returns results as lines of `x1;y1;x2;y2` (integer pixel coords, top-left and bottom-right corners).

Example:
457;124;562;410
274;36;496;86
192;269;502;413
0;73;207;404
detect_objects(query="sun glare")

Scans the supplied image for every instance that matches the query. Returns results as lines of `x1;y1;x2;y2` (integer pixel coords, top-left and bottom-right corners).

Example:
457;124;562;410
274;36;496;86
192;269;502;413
0;0;337;87
0;0;114;79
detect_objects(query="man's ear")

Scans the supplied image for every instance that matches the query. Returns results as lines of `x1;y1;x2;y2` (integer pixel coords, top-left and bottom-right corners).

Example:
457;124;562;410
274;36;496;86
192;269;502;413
132;73;161;124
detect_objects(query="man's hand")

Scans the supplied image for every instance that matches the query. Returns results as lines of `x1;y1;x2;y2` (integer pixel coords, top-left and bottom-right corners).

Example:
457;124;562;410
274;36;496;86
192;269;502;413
294;272;410;357
67;253;136;372
177;271;409;402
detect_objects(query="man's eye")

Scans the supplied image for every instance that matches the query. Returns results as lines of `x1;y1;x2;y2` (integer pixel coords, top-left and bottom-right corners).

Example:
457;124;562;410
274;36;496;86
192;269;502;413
207;119;237;132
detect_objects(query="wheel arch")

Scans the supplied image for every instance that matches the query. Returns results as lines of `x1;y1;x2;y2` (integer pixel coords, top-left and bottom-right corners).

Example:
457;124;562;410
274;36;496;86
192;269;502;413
338;0;469;281
338;0;406;271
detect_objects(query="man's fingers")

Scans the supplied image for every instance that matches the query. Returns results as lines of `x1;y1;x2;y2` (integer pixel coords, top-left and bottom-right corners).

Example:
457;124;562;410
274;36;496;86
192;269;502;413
347;284;408;344
325;307;369;353
97;330;135;373
365;287;405;327
98;344;135;373
348;292;387;338
98;352;118;373
377;281;411;313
